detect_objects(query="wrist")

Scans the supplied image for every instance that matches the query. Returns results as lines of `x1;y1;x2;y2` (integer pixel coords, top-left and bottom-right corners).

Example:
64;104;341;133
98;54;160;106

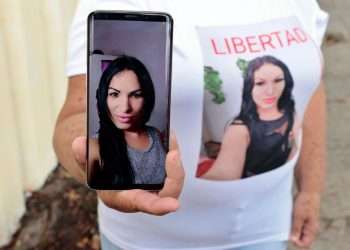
296;191;322;200
295;191;322;208
295;175;325;195
297;190;322;196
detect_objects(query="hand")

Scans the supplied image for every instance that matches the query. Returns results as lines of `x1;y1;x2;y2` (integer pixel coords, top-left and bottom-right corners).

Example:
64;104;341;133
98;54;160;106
290;192;321;248
71;132;184;216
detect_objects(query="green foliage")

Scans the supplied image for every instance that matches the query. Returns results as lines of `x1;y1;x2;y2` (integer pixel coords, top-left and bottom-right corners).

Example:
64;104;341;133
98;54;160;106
236;58;249;77
204;66;225;104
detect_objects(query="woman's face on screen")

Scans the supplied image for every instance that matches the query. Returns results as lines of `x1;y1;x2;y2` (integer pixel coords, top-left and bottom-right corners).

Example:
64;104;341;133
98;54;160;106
252;63;285;112
107;69;145;130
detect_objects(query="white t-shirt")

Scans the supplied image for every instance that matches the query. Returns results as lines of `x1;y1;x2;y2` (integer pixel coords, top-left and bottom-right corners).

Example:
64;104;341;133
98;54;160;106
66;0;328;249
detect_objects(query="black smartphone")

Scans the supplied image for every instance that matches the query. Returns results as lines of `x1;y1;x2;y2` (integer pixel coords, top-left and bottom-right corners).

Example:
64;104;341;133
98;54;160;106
87;11;173;190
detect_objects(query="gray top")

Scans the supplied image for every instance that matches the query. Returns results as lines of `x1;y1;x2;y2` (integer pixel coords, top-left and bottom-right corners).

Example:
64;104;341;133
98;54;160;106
127;126;166;184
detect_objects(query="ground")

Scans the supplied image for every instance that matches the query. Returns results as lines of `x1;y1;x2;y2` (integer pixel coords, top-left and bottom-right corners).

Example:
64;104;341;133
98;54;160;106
2;167;100;250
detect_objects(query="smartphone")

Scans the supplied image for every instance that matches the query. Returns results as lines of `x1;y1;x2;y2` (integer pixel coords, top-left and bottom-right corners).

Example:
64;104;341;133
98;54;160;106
87;11;173;190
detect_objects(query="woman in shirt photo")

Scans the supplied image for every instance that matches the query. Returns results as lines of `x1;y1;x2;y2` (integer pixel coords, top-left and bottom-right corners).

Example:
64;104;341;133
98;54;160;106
88;55;166;187
197;55;301;180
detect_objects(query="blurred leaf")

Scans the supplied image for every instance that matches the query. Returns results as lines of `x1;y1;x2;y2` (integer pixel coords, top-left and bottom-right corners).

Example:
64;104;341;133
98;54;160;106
204;66;226;104
236;58;249;77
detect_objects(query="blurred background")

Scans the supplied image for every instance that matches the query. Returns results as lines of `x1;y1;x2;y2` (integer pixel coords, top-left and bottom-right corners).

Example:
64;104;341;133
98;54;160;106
0;0;82;248
0;0;349;249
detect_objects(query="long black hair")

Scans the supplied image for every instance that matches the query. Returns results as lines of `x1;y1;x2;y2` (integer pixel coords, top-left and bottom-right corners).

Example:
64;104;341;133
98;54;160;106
96;55;155;185
234;55;295;148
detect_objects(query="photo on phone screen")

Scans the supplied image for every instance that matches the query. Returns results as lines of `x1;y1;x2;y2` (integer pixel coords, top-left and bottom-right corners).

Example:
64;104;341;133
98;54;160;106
87;11;173;190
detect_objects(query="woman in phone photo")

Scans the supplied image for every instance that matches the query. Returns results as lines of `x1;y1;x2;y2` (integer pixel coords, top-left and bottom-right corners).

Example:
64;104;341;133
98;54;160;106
89;55;166;187
197;55;301;180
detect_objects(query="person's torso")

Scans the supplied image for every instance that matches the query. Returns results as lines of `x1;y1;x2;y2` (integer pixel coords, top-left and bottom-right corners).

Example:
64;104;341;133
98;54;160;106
127;126;166;184
94;0;323;249
243;112;292;177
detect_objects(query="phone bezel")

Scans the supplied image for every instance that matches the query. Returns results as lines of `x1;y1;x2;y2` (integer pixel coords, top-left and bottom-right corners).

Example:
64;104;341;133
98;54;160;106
87;11;173;190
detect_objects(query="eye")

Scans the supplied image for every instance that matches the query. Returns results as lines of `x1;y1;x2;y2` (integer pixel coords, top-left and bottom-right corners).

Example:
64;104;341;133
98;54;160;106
130;91;143;98
254;81;265;86
108;91;119;97
274;77;284;83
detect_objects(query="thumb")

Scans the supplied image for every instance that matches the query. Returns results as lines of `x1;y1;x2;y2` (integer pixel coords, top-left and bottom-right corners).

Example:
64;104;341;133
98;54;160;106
169;130;179;152
158;131;184;199
72;136;87;166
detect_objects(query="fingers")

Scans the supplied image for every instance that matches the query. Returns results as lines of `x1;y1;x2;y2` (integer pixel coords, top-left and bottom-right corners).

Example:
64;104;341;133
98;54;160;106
159;149;184;199
291;193;320;248
133;190;180;215
169;130;179;151
98;189;179;215
291;217;319;248
300;219;319;247
159;132;185;199
291;208;304;245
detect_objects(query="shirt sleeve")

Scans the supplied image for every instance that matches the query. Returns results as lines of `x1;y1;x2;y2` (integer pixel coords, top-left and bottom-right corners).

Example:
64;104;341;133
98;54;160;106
292;0;329;47
66;0;147;77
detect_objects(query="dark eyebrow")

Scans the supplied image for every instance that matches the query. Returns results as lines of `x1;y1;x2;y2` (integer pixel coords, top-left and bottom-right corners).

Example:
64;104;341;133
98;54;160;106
108;87;120;92
274;76;285;80
129;89;142;95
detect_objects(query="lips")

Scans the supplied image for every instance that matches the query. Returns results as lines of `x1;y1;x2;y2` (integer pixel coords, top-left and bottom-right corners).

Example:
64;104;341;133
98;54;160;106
263;97;277;104
116;114;133;123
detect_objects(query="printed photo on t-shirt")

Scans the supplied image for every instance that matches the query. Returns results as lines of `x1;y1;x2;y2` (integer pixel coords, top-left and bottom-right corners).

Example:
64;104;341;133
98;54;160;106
195;17;322;181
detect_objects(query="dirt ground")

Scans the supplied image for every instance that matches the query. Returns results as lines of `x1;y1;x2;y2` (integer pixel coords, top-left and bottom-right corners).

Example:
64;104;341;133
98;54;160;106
1;167;100;250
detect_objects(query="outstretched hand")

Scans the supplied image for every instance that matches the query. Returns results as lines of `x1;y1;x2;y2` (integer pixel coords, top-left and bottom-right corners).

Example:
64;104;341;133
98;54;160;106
71;132;184;216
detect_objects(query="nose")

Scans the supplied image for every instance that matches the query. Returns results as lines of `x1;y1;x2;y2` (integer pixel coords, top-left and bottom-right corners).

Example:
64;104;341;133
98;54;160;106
265;83;275;96
119;95;131;113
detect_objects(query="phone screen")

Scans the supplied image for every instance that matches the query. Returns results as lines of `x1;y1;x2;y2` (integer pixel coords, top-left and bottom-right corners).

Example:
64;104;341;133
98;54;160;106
87;11;173;190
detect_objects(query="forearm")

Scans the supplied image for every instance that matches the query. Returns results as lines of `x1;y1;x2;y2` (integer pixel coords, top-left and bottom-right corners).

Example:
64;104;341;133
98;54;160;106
53;112;86;183
201;125;248;180
53;75;87;183
295;83;327;194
